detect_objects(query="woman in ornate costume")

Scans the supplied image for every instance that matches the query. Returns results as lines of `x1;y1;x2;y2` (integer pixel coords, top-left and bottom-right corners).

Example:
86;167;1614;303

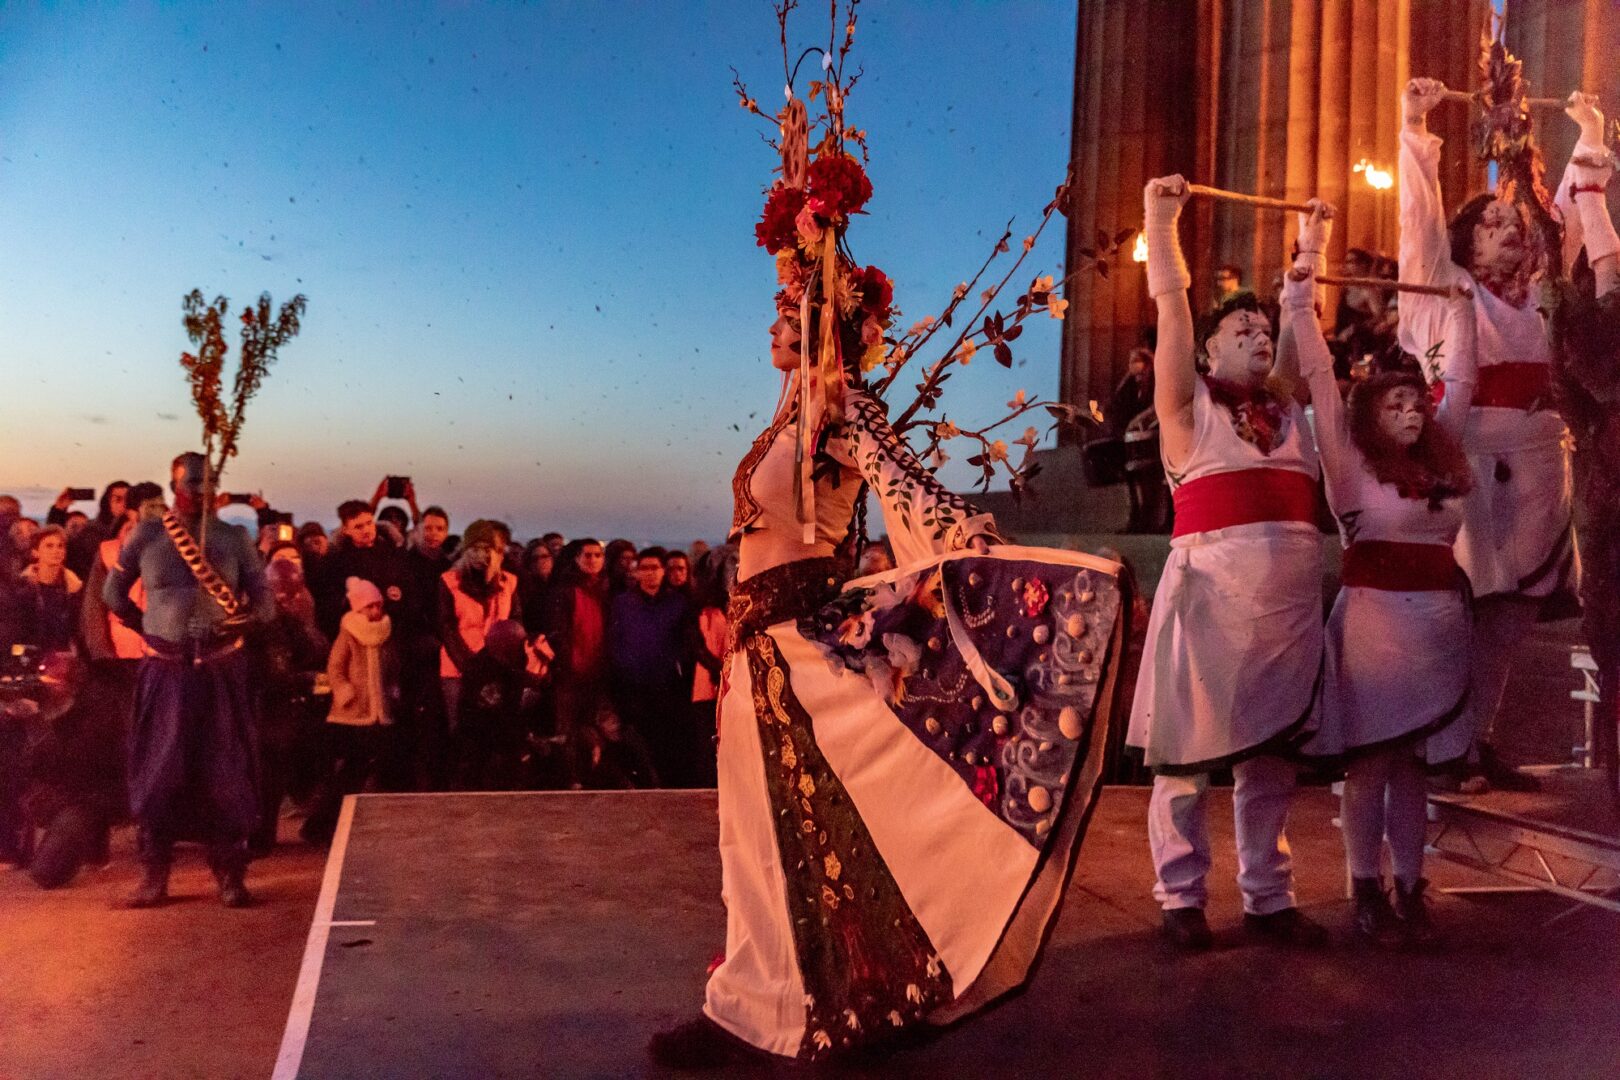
1287;202;1480;946
649;20;1128;1068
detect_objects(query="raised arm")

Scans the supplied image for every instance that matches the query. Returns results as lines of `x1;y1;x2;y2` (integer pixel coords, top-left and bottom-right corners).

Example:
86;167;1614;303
835;391;997;568
1144;175;1195;472
1554;93;1620;299
1430;286;1478;441
1398;78;1462;359
1283;204;1354;498
1275;197;1334;404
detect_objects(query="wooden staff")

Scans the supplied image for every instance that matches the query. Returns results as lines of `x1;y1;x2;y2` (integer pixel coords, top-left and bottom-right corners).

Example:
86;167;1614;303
1315;274;1454;297
1439;88;1567;109
1185;183;1313;214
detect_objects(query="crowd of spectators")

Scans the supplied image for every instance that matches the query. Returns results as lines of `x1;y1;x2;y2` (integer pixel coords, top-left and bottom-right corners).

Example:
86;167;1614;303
0;476;759;884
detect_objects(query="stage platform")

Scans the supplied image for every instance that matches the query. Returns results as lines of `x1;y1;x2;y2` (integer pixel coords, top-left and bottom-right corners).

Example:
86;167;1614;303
277;787;1620;1079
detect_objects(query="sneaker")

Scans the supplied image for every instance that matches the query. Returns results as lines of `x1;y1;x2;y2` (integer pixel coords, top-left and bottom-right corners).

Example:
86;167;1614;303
1161;907;1214;951
1242;907;1329;948
1351;877;1403;949
648;1015;767;1069
1393;877;1439;948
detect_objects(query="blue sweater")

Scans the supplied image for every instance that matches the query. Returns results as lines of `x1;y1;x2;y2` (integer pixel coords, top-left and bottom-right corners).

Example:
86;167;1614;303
607;587;688;687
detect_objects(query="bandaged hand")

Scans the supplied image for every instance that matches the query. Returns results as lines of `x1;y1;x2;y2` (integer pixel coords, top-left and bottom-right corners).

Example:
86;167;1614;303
1144;175;1189;228
1566;92;1607;147
1403;78;1448;125
1295;198;1335;258
1144;175;1191;298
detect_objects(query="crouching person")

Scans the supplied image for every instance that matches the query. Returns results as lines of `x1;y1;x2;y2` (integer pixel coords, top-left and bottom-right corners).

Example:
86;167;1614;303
302;577;399;844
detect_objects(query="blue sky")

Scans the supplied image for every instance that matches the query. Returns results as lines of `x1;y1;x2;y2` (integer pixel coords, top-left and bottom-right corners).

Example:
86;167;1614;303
0;2;1077;542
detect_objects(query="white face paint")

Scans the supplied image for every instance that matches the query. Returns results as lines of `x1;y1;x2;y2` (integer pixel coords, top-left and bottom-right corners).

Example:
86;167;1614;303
1469;198;1530;282
1204;309;1274;386
1377;385;1426;448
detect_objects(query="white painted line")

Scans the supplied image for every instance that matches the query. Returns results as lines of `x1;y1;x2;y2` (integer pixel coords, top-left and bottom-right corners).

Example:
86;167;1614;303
273;795;359;1080
327;920;376;927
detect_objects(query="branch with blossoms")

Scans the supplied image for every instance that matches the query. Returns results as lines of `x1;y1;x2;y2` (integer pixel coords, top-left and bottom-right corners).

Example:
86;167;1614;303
916;392;1091;499
736;0;1132;501
179;289;306;544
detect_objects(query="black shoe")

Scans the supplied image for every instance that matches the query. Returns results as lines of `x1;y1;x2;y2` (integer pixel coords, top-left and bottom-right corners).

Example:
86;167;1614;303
1351;877;1403;949
1478;744;1540;792
648;1015;767;1070
1161;907;1214;951
1393;877;1439;948
1243;906;1329;948
215;869;255;908
125;862;170;909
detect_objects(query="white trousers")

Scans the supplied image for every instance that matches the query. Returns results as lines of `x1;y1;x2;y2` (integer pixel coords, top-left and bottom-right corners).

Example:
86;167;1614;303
1148;755;1298;915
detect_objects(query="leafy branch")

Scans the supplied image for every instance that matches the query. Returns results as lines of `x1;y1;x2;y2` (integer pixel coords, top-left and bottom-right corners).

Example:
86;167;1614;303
179;289;306;541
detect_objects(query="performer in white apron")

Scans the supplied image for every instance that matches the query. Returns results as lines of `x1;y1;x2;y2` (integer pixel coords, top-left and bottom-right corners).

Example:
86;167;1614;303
1289;202;1480;946
1398;78;1581;791
1126;176;1328;951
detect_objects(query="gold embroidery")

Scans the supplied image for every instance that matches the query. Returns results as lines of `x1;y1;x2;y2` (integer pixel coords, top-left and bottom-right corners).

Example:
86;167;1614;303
730;407;795;540
799;774;817;797
823;851;842;880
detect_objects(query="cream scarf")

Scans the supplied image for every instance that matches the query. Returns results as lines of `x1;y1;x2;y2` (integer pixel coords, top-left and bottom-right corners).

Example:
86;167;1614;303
340;611;393;725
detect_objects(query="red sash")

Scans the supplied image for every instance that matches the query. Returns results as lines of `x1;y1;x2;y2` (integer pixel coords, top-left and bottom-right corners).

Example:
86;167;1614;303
1341;540;1459;592
1432;362;1551;410
1172;468;1319;538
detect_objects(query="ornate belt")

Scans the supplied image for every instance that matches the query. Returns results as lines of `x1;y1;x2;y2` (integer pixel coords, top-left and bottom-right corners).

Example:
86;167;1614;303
728;556;847;644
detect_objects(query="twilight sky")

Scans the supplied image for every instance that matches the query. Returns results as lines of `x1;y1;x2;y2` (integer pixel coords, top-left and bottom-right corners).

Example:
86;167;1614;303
0;2;1078;542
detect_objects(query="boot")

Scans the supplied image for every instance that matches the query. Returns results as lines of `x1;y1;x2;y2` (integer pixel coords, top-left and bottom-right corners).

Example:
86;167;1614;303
1351;876;1403;948
209;841;255;908
647;1015;769;1069
214;866;255;908
126;830;171;909
1393;877;1439;948
1161;907;1214;951
1242;906;1330;948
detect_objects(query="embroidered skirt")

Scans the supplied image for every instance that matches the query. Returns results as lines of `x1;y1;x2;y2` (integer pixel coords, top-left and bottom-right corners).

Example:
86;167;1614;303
702;546;1126;1060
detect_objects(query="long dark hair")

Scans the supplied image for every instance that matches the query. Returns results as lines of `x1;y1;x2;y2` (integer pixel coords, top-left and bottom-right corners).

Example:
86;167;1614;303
1347;371;1473;507
1447;187;1554;280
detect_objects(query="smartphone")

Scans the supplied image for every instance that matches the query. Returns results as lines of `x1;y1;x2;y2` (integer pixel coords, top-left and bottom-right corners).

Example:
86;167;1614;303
67;487;96;502
386;475;410;500
271;510;296;526
226;493;254;506
276;524;296;542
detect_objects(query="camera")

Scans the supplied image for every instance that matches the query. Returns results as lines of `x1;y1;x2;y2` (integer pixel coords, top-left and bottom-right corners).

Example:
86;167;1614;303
385;475;411;500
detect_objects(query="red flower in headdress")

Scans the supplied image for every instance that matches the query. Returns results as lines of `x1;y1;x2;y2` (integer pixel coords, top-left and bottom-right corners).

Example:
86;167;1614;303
854;264;893;322
756;185;807;254
806;152;872;219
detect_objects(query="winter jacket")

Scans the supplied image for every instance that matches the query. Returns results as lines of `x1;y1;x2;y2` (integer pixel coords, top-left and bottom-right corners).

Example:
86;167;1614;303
326;613;400;726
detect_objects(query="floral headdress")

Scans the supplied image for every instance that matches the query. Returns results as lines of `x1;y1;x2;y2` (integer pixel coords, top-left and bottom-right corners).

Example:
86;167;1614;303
736;2;1124;537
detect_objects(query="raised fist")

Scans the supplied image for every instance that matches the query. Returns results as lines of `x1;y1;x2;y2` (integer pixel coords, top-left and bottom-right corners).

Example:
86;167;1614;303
1296;198;1336;256
1403;78;1448;123
1566;91;1606;145
1144;174;1190;228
